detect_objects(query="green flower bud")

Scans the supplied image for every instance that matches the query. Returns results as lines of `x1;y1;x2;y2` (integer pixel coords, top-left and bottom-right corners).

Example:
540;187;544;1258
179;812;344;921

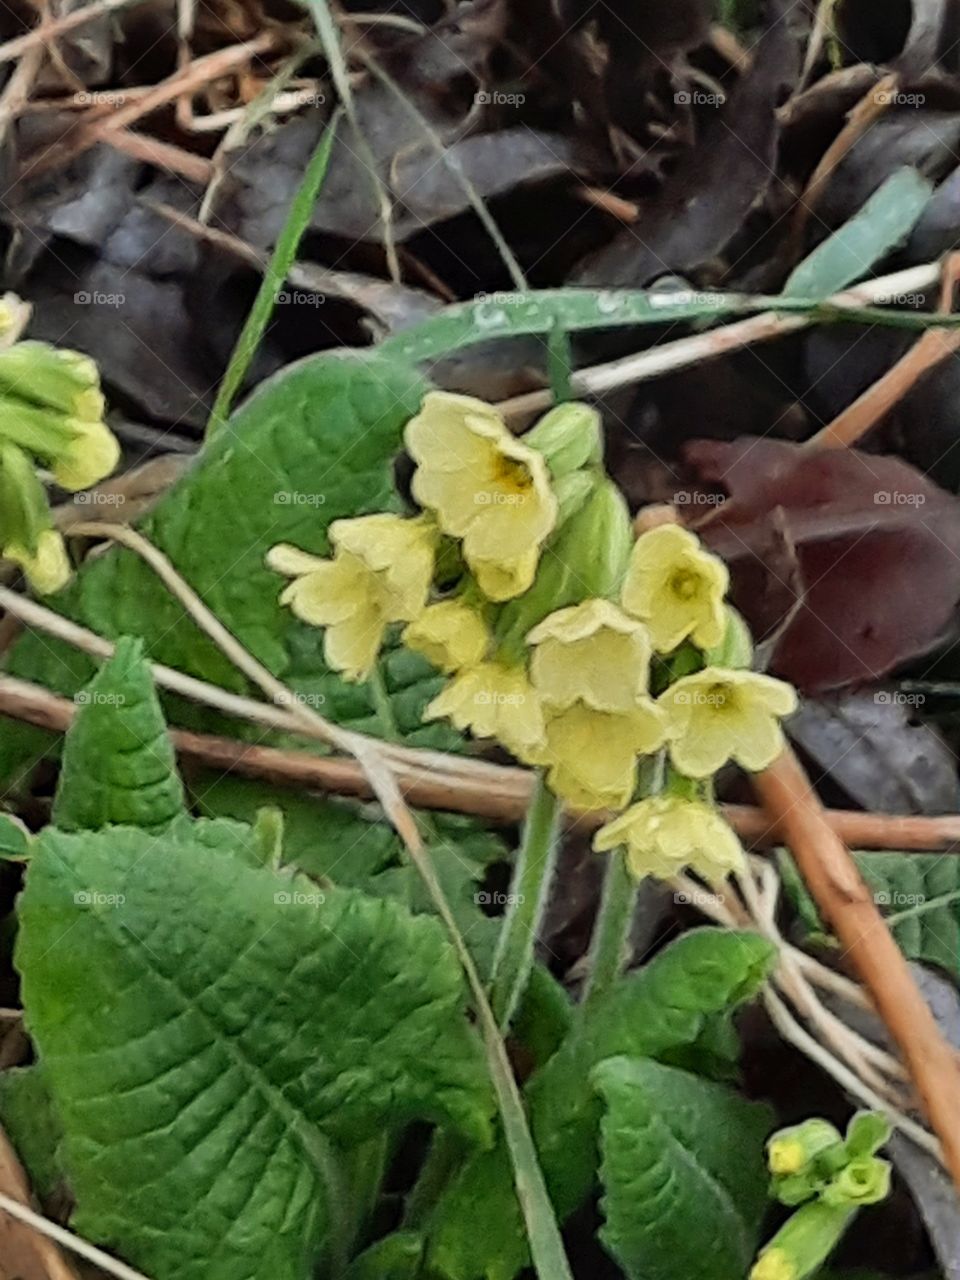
522;402;602;478
553;470;595;525
704;606;754;669
493;475;631;661
768;1120;844;1178
821;1156;891;1208
0;342;103;421
751;1201;856;1280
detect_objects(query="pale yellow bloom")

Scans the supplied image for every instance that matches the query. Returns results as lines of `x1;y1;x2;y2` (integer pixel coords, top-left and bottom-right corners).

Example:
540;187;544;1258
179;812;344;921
4;529;71;594
659;667;797;779
528;598;653;713
403;600;490;673
425;661;545;757
621;524;728;653
594;795;745;883
405;391;557;597
750;1251;794;1280
768;1139;806;1177
535;701;666;812
267;515;436;682
52;418;120;491
472;547;539;602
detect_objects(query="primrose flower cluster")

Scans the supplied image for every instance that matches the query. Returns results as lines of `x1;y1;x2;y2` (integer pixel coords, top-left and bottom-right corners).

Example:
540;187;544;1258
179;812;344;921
268;391;797;888
0;300;119;594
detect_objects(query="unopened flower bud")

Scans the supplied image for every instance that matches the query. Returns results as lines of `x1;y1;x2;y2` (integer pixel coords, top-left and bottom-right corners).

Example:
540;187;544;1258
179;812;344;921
0;342;103;420
522;402;602;478
768;1120;844;1179
704;606;754;669
0;442;49;553
751;1202;856;1280
821;1156;891;1208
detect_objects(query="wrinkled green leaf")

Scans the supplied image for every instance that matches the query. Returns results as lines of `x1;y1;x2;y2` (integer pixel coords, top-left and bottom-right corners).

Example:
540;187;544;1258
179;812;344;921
53;636;185;832
17;824;493;1280
424;928;776;1280
595;1056;772;1280
783;167;933;300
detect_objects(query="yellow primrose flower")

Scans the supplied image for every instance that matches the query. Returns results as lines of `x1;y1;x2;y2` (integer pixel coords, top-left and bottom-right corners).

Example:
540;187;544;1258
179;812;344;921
405;391;557;595
425;661;545;757
535;700;666;812
528;598;653;713
594;795;745;884
403;599;490;673
52;419;120;492
4;528;71;594
659;666;797;779
267;515;436;682
621;524;728;653
472;547;539;602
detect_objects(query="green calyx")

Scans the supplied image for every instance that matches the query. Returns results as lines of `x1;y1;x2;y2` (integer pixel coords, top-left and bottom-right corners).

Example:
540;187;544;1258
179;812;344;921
0;441;52;554
751;1201;857;1280
492;474;632;662
522;402;603;478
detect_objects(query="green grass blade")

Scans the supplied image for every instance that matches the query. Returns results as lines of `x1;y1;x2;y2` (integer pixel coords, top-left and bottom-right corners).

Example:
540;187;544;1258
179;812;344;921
205;111;340;438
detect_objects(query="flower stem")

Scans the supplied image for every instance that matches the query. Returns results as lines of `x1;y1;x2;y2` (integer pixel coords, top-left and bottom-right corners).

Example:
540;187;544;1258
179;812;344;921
489;771;561;1028
580;849;637;1016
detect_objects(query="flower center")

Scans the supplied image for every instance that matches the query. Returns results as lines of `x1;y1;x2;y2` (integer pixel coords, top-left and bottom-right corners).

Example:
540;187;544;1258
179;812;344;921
493;455;534;496
669;569;700;600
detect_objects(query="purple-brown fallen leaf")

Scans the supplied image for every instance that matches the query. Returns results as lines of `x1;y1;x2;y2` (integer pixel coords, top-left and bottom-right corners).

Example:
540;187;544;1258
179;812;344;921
685;437;960;692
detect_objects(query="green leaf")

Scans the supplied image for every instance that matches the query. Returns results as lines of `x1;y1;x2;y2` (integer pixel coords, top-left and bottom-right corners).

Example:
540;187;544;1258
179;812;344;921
0;813;30;860
0;1065;65;1200
343;1233;424;1280
53;636;185;832
780;848;960;980
783;167;934;300
380;290;761;365
17;823;493;1280
424;928;775;1280
594;1057;773;1280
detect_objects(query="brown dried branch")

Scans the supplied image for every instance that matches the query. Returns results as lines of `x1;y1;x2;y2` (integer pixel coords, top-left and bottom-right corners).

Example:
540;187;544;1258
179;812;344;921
753;748;960;1194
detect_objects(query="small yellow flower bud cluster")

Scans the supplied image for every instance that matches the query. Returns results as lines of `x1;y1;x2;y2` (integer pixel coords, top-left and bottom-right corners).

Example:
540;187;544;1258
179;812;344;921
0;331;119;595
267;391;798;889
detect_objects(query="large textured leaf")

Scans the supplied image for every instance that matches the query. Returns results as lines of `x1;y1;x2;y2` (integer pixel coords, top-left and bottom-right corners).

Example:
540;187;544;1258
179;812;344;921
595;1057;772;1280
0;351;451;785
53;636;185;832
781;849;960;980
0;1065;65;1201
424;928;776;1280
17;824;493;1280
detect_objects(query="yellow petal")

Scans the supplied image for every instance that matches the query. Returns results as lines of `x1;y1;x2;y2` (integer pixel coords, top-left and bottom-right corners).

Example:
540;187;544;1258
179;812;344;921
621;524;728;653
324;604;387;682
266;543;329;577
278;557;358;627
471;547;539;601
528;598;653;711
52;419;120;491
403;600;490;673
4;529;70;594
